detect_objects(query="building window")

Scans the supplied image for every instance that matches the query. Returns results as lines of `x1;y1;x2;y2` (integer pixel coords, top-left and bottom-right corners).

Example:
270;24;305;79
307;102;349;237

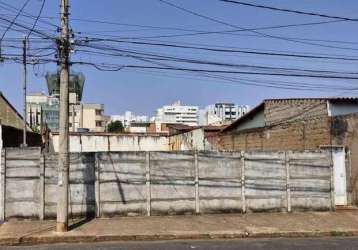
95;109;103;115
96;121;102;127
69;123;72;127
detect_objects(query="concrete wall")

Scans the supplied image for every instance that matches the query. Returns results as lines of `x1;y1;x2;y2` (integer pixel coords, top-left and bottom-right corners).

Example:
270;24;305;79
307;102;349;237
44;153;96;218
50;134;169;152
169;129;206;151
1;148;41;219
0;148;334;220
168;128;223;151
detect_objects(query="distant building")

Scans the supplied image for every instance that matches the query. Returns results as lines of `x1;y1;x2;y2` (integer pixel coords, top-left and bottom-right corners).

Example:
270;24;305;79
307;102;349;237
111;111;148;128
77;103;107;132
200;103;250;125
155;101;199;126
27;72;108;132
26;92;59;131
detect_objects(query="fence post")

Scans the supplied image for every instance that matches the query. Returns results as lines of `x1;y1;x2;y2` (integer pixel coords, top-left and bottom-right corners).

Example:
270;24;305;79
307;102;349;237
285;151;291;212
194;150;199;214
330;149;335;211
241;151;246;213
39;153;45;220
146;152;151;216
0;149;5;221
95;153;100;217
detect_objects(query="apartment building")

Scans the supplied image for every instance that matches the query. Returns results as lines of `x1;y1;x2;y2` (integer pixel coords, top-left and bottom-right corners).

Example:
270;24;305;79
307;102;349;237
201;103;250;125
76;103;107;132
26;71;108;132
155;101;199;126
27;94;108;132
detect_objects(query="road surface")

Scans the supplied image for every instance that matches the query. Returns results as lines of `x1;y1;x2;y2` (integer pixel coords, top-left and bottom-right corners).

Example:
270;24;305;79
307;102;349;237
1;237;358;249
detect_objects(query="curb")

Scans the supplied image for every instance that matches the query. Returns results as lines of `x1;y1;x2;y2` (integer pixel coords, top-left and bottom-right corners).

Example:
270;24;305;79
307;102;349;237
1;230;358;246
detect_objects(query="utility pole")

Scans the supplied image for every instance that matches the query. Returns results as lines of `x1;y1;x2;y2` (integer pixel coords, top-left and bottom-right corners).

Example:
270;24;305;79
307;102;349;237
57;0;70;233
22;37;27;147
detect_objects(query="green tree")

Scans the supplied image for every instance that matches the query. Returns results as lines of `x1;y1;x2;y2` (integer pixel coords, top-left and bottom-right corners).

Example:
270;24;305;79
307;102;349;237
106;120;125;133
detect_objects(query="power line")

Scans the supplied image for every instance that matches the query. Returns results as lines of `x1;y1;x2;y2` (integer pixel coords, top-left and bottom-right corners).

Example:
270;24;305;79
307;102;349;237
76;46;358;77
219;0;358;22
72;60;358;91
0;0;31;44
71;17;342;32
157;0;358;52
26;0;46;39
125;37;358;59
72;61;358;80
0;14;55;40
80;38;358;62
77;20;358;48
74;18;348;43
0;0;57;28
75;41;358;77
126;68;356;92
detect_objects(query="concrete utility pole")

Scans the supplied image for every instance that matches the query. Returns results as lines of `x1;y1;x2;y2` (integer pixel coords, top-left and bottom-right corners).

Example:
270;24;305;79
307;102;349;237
57;0;70;233
22;37;27;147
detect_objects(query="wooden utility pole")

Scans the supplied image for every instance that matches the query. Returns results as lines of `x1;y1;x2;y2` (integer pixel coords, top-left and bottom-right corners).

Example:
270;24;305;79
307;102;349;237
57;0;70;233
22;37;27;147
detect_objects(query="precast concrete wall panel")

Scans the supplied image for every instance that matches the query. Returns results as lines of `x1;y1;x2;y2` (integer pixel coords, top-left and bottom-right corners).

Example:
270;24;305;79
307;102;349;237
198;151;242;213
4;147;41;218
289;151;332;210
98;152;147;216
43;153;96;218
150;151;195;215
244;151;286;212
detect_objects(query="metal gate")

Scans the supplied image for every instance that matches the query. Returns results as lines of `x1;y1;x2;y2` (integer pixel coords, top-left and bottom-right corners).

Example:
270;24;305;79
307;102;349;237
332;147;347;206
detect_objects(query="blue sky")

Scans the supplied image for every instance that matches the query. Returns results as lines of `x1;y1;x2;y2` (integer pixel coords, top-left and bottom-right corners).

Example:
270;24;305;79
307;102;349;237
1;0;358;116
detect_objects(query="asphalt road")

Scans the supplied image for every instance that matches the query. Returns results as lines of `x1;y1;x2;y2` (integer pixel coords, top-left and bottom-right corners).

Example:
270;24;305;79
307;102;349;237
1;237;358;250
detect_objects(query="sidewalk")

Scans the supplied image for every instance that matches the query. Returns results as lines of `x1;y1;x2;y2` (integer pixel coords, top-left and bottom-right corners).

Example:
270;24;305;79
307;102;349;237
1;211;358;246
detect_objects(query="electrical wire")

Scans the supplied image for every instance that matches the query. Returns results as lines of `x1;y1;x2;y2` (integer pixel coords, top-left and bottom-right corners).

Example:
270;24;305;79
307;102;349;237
26;0;46;39
0;0;31;44
79;38;358;62
157;0;358;52
219;0;358;22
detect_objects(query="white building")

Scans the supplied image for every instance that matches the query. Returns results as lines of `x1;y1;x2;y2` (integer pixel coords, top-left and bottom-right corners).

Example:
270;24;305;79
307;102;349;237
111;111;148;128
155;101;199;126
200;103;250;125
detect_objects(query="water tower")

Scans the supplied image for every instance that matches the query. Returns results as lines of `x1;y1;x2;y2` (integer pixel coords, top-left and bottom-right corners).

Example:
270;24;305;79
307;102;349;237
45;71;85;103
